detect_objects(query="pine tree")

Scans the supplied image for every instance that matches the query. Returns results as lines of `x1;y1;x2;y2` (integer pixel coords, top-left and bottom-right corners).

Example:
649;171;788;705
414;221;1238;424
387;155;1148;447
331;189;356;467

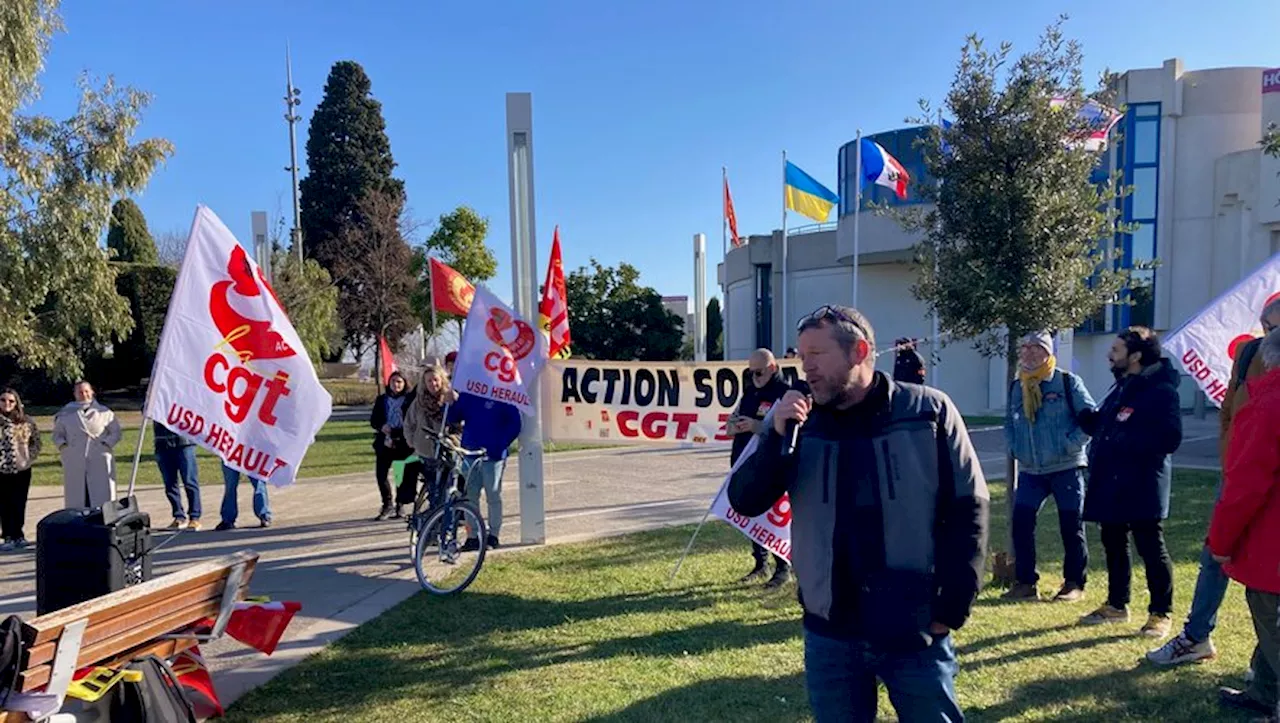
106;199;158;264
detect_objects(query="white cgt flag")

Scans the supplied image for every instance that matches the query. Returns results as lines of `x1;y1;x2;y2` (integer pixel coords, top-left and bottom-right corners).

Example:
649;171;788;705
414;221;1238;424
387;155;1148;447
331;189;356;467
451;286;547;417
145;206;332;486
1164;252;1280;408
708;435;792;562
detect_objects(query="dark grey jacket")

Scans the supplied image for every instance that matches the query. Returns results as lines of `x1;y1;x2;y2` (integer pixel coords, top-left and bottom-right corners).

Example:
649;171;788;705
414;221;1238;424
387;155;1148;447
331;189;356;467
728;375;990;630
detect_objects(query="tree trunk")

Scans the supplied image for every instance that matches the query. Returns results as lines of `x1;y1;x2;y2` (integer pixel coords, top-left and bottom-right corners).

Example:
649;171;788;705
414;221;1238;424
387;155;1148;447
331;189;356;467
994;332;1021;584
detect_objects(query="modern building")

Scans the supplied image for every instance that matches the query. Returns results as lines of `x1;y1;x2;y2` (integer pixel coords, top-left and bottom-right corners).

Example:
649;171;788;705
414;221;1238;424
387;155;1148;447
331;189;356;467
720;58;1280;413
661;295;696;350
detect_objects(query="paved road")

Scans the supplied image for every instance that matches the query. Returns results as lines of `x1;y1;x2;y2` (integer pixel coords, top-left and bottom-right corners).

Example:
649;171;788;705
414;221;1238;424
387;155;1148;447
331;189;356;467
0;418;1219;708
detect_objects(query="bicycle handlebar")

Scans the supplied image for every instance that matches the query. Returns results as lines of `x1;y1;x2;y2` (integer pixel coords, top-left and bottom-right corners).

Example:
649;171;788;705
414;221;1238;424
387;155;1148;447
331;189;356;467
423;426;488;459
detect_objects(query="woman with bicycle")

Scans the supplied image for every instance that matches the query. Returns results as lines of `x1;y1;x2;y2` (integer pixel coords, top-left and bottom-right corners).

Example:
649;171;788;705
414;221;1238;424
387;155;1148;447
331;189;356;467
398;365;460;517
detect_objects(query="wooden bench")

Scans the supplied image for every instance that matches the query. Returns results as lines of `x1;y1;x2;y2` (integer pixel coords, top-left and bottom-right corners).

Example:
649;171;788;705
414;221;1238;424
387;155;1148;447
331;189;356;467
3;550;258;722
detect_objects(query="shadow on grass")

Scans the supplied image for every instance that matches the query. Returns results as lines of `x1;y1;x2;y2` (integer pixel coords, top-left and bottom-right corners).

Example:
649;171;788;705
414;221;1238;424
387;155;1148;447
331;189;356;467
582;672;808;723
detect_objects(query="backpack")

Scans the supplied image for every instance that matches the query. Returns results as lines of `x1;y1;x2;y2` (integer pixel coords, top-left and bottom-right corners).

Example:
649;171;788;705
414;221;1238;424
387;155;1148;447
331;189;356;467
1236;337;1262;388
0;615;23;709
106;654;197;722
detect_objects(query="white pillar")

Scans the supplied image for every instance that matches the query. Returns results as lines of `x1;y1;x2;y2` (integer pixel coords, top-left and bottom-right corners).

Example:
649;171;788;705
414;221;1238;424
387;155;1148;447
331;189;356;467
505;92;545;545
251;211;270;282
694;234;707;362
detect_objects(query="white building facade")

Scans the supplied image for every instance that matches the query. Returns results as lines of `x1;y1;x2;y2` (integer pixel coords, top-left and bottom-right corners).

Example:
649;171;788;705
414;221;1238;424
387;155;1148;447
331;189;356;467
720;59;1280;414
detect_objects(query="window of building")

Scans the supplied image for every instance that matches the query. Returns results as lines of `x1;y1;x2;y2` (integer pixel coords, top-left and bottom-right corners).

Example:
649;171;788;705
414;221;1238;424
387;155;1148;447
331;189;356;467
755;264;772;350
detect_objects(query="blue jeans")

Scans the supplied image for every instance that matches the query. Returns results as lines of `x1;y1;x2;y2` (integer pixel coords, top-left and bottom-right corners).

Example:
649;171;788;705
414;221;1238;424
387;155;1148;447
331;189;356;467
220;465;271;525
804;628;963;722
1185;480;1231;642
1012;468;1087;587
464;456;506;538
156;446;201;521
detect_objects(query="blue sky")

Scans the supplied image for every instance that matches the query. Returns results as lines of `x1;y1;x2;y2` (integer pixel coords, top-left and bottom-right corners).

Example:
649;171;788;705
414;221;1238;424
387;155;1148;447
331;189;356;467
33;0;1279;308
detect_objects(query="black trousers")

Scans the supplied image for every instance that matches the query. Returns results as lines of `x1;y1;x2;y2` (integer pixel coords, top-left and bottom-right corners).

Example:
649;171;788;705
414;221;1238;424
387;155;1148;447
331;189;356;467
374;444;412;507
0;469;32;540
751;542;790;571
1100;520;1174;615
396;459;446;508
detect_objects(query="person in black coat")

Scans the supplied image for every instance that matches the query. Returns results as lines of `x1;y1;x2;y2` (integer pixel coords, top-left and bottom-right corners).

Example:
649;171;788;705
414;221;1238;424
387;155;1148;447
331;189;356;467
893;338;927;384
729;348;796;587
1077;326;1182;638
370;371;414;520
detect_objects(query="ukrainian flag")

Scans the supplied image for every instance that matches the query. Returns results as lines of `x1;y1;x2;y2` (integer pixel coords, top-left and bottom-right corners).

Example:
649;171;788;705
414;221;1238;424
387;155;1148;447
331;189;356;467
784;161;839;223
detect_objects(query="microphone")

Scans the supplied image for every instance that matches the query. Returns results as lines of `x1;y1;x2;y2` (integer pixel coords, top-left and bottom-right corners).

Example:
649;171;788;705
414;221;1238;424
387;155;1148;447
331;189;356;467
783;419;801;457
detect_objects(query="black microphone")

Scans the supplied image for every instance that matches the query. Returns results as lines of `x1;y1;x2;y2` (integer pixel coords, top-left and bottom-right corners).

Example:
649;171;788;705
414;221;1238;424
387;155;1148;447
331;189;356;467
783;419;801;457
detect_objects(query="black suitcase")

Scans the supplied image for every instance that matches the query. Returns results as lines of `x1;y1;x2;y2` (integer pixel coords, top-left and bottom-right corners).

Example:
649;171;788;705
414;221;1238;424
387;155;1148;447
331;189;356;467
36;496;153;614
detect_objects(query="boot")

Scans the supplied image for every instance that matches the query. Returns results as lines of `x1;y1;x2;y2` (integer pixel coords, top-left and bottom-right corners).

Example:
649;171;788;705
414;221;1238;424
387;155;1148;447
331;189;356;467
764;564;792;589
393;505;405;519
739;563;767;583
374;505;393;521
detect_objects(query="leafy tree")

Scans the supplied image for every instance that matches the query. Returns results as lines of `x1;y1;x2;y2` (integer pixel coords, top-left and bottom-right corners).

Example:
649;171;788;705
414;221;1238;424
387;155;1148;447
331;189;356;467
271;251;340;368
706;297;724;361
893;18;1128;561
0;0;173;379
564;259;684;361
154;226;188;268
300;61;404;270
331;189;416;359
412;205;497;336
1263;122;1279;159
106;198;158;264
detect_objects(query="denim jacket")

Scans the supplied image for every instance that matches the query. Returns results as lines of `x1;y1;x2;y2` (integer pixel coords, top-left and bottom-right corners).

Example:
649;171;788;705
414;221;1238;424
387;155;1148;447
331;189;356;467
1004;369;1095;475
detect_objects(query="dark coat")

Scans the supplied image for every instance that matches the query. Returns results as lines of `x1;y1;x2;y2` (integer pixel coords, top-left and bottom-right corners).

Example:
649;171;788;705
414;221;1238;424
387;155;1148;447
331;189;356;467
1080;358;1183;523
371;391;414;454
893;348;927;385
730;372;793;464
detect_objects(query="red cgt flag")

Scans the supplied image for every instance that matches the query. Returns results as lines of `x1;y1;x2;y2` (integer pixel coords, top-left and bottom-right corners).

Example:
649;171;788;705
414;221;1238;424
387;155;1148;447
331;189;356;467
539;227;571;359
429;257;475;317
377;334;398;387
724;174;741;248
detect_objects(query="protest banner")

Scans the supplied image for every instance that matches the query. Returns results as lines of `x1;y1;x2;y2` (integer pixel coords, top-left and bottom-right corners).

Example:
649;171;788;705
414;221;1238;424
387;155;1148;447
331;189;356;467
1164;252;1280;407
542;359;802;444
452;286;547;416
145;206;332;486
708;436;792;561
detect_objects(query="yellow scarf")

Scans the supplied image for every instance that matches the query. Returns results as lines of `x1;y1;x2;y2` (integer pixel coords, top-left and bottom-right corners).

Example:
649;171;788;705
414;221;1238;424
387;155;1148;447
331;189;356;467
1019;355;1057;423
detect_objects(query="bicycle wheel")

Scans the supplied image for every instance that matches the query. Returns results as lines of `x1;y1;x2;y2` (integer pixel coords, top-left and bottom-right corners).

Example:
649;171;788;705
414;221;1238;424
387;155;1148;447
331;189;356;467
413;500;487;595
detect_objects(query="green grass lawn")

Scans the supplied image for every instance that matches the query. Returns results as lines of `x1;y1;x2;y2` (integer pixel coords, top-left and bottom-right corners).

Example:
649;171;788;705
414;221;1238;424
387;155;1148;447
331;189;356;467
223;468;1260;722
28;420;613;486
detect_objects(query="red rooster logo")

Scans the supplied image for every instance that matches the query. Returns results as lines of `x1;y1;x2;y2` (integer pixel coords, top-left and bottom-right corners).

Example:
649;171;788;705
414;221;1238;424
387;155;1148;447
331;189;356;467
209;245;295;362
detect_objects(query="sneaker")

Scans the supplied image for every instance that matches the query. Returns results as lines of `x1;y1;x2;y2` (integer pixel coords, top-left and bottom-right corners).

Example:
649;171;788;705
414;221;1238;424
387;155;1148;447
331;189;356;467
1080;604;1130;626
374;506;393;522
1219;688;1274;716
1146;631;1217;666
1053;584;1085;603
764;567;792;589
486;535;500;550
1140;614;1173;639
739;565;767;583
460;537;481;552
0;540;13;552
167;519;186;530
214;521;235;531
259;518;272;529
1002;583;1040;601
12;538;27;550
186;520;202;532
393;505;404;519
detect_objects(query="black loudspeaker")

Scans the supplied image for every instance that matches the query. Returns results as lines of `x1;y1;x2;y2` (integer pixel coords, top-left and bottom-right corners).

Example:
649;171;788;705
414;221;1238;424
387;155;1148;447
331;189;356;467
35;496;153;615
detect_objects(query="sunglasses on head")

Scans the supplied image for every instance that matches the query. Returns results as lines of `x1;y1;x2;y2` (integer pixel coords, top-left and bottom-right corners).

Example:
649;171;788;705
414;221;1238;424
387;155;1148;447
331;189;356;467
797;305;870;339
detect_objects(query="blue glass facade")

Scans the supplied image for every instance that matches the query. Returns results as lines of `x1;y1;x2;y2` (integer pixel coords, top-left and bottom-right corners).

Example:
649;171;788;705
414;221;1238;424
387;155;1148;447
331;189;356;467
837;127;932;216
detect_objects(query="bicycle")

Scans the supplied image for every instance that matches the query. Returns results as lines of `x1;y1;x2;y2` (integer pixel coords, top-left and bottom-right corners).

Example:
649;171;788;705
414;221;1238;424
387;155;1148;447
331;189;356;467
405;426;489;595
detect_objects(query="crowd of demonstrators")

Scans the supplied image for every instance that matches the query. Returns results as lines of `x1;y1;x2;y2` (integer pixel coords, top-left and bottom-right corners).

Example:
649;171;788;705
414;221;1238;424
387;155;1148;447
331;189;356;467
154;420;201;530
1003;331;1094;603
727;348;795;588
1207;326;1280;718
52;381;122;509
0;388;40;550
371;371;414;521
1148;298;1280;669
1077;327;1182;638
730;305;990;723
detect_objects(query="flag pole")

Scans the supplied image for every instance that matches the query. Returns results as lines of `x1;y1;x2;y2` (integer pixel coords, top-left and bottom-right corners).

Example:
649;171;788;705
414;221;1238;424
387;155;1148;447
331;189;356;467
852;130;862;309
781;151;789;352
929;112;942;388
667;483;726;586
722;166;729;360
428;258;439;361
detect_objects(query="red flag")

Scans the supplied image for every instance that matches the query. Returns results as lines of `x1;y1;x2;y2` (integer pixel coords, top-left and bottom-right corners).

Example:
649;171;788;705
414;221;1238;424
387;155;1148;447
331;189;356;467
538;227;571;359
172;646;223;719
197;600;303;656
724;174;741;247
377;334;398;387
429;257;475;317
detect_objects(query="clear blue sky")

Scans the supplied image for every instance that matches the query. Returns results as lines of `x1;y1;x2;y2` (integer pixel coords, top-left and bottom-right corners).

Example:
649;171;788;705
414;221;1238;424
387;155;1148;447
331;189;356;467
34;0;1279;308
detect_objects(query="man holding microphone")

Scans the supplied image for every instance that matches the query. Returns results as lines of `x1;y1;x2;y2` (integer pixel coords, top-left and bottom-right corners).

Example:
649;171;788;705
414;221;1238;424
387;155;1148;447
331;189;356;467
729;305;989;722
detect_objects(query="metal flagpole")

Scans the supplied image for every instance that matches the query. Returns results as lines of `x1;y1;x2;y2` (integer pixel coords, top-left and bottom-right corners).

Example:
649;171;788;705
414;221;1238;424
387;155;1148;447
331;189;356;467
428;259;438;361
852;130;862;309
722;166;729;359
781;151;789;351
930;112;942;388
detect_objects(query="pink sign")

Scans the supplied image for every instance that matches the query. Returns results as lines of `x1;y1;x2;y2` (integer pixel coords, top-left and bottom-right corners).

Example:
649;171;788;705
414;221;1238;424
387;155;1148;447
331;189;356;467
1264;68;1280;94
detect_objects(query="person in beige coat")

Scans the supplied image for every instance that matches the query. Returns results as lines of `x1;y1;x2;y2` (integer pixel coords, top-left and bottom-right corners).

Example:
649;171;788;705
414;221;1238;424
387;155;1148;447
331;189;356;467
52;381;122;509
